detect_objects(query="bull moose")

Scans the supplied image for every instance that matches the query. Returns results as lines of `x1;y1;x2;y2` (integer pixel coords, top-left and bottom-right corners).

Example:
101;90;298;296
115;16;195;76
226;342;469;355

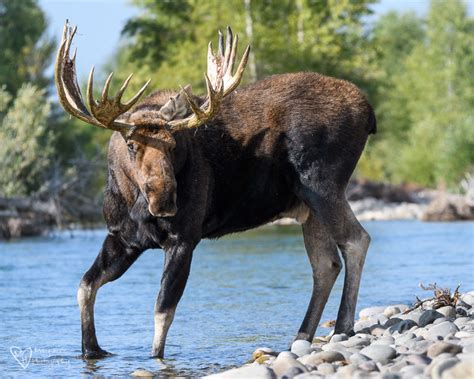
55;22;375;359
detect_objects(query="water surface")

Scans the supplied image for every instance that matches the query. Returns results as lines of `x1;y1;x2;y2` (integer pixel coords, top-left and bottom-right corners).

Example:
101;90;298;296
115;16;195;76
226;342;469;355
1;221;473;377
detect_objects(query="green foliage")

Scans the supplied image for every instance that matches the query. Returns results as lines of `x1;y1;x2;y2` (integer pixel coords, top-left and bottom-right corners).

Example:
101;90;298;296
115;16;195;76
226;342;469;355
358;0;474;188
112;0;375;94
0;0;55;95
0;84;54;196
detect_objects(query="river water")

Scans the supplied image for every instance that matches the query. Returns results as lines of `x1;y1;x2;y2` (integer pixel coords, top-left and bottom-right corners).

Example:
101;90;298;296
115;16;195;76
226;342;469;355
1;221;473;377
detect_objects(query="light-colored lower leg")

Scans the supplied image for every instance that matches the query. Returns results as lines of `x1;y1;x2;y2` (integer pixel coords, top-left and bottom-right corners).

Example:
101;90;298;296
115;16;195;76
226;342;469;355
151;308;176;358
335;209;371;333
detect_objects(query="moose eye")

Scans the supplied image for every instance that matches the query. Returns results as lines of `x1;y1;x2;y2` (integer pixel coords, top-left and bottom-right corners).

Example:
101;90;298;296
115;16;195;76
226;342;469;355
127;142;136;153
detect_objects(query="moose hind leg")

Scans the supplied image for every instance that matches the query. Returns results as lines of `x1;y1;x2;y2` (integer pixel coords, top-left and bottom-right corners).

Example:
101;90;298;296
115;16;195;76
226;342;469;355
331;202;371;334
295;212;342;342
78;233;141;358
298;186;370;336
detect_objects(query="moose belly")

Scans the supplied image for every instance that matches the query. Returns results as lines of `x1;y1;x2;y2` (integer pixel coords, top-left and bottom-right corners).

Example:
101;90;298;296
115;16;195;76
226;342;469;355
202;181;305;238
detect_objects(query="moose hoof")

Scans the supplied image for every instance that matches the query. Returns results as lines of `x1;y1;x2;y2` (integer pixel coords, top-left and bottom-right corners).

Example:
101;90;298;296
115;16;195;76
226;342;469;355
83;348;113;359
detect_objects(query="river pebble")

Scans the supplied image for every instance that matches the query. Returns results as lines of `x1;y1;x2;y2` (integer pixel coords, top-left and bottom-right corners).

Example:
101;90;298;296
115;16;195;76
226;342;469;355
436;306;456;319
419;310;445;327
423;321;459;340
213;289;474;379
427;341;462;357
291;340;312;357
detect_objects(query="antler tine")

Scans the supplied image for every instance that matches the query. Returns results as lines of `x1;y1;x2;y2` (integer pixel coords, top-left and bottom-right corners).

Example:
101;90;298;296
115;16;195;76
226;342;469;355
101;72;114;102
218;30;225;57
123;79;151;108
55;21;153;133
168;27;248;130
223;44;250;96
55;22;105;128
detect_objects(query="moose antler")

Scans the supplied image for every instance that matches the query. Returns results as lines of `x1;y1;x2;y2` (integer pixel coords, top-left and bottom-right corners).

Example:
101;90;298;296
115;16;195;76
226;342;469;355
168;27;250;130
55;21;154;133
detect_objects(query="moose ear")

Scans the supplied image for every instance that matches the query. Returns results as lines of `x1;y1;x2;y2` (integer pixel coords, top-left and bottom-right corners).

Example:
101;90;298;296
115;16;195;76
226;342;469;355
158;85;192;121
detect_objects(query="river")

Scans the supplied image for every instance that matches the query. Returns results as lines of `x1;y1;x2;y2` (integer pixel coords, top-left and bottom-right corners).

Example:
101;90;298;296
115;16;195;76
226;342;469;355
1;221;473;377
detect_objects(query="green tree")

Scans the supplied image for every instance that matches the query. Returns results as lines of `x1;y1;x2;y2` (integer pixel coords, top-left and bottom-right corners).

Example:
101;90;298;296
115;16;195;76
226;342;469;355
0;0;54;95
359;0;473;188
0;84;55;196
112;0;375;94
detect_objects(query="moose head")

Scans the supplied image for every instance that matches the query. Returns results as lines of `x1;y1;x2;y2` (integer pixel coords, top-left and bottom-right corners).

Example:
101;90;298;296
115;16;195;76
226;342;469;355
55;22;249;217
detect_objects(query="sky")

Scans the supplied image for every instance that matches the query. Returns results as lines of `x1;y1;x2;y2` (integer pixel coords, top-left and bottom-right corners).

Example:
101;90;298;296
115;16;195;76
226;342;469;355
39;0;474;83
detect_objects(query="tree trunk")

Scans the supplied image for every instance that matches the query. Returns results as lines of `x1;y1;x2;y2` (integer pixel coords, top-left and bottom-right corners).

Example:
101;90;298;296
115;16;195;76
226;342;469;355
243;0;258;81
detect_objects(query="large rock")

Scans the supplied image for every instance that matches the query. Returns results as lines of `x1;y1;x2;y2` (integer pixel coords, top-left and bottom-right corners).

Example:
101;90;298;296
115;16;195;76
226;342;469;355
422;193;474;221
204;364;276;379
359;345;396;364
424;321;459;341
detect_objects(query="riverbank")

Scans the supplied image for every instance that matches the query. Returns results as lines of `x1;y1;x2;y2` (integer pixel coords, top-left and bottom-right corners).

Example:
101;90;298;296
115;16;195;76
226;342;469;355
204;287;474;379
1;180;473;239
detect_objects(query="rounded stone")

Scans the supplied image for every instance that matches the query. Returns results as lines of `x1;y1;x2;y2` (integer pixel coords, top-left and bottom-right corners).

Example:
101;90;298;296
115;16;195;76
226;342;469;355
354;319;373;334
454;317;469;328
384;317;403;329
437;306;456;319
461;293;474;307
427;341;462;358
253;347;277;360
463;343;474;353
316;362;335;375
271;352;307;378
405;353;431;366
441;360;474;379
389;319;418;334
342;335;371;348
359;345;396;364
395;332;416;345
428;357;459;379
291;340;312;357
424;321;460;341
402;310;423;324
350;352;371;365
368;313;389;326
131;369;155;377
419;310;445;327
372;336;394;345
359;306;387;319
205;364;276;379
331;333;348;343
358;360;378;372
433;317;449;325
400;364;424;376
370;325;386;337
280;366;304;379
305;350;345;365
384;305;408;318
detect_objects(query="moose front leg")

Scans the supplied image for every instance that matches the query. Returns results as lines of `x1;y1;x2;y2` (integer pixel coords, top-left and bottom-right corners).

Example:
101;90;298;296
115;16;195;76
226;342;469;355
78;233;141;359
152;242;195;358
